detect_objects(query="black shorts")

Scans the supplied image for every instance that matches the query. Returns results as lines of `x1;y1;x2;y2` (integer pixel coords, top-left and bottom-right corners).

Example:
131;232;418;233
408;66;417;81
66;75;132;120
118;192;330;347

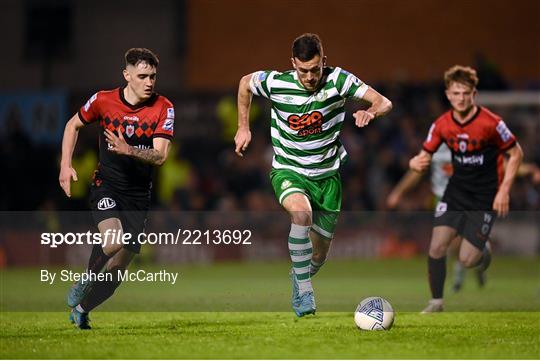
89;182;150;253
433;188;496;250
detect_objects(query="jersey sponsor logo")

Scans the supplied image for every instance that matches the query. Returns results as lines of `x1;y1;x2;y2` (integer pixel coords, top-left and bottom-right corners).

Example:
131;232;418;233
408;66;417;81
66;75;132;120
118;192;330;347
83;93;98;112
126;124;134;137
281;180;292;190
287;111;323;137
454;154;484;166
167;107;175;119
435;201;447;217
162;118;174;132
134;144;151;150
123;115;139;121
97;197;116;210
496;120;513;142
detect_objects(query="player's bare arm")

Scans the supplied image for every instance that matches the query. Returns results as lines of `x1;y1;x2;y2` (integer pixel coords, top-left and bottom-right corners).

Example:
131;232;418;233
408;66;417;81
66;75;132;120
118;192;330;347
353;87;392;127
104;129;171;166
517;162;540;184
493;143;523;217
409;150;432;173
59;113;85;197
386;169;424;209
234;73;253;157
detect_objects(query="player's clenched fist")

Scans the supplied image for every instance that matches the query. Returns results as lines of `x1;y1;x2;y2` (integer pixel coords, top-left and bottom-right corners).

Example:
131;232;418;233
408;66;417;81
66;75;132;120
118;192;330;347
353;110;375;127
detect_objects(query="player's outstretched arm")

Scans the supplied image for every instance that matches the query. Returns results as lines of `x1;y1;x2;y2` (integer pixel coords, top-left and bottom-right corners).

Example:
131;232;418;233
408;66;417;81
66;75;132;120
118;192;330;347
493;143;523;217
517;162;540;184
234;74;253;157
353;87;392;127
59;113;85;197
386;169;424;209
104;129;171;166
409;150;432;173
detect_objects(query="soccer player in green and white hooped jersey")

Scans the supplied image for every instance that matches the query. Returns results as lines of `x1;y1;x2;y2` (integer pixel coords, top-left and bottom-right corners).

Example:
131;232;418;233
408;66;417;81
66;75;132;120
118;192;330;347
234;33;392;316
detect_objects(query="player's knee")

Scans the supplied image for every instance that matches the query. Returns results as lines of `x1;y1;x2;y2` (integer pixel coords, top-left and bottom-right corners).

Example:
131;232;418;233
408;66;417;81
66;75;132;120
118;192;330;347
459;254;480;268
290;211;312;226
102;242;123;256
312;251;327;264
428;242;447;258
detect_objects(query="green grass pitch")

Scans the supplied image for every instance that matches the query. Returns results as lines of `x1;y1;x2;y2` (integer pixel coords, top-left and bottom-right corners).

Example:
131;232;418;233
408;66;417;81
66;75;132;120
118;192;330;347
1;258;539;359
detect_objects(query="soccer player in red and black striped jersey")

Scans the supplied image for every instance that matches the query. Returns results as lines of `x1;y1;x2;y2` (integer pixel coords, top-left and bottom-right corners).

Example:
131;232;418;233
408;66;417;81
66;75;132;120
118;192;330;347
408;65;523;313
59;48;174;328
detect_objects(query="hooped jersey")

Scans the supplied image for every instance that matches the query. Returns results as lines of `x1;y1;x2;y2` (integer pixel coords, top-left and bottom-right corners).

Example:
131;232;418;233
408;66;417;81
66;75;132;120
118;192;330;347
250;67;369;180
423;106;516;198
78;87;174;195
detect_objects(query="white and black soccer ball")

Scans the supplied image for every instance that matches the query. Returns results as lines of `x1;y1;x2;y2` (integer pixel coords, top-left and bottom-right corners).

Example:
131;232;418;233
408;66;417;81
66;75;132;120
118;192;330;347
354;297;394;331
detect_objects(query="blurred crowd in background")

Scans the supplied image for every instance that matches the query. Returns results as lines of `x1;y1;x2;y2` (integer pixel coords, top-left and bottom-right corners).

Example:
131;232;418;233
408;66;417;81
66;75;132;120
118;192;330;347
1;0;538;214
1;77;538;213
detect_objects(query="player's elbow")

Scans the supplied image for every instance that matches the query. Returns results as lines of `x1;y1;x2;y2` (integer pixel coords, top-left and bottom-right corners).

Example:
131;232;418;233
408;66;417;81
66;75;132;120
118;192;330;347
154;155;167;166
515;144;524;161
382;97;393;114
509;143;524;164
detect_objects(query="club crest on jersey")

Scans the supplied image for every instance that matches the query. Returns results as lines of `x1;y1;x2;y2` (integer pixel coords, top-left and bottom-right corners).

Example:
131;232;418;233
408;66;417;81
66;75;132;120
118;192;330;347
281;180;292;190
126;124;134;137
435;201;447;217
97;197;116;210
458;139;468;153
314;90;328;102
287;111;323;137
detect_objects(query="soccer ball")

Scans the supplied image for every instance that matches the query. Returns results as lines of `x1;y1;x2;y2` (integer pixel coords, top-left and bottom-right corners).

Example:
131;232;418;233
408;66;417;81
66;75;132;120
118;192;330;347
354;297;394;331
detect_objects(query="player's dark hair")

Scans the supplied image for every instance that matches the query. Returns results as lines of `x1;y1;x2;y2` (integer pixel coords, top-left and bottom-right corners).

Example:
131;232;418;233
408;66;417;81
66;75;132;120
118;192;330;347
444;65;479;89
292;33;323;61
125;48;159;68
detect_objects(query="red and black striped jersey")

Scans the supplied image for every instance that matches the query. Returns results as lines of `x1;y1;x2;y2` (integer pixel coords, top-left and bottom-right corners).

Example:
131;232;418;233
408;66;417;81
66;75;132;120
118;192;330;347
78;87;174;194
423;106;516;197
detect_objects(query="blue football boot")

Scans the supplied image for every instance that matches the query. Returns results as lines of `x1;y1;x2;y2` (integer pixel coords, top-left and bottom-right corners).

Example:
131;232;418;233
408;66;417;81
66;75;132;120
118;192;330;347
69;308;91;329
289;268;301;306
67;278;93;308
293;291;316;317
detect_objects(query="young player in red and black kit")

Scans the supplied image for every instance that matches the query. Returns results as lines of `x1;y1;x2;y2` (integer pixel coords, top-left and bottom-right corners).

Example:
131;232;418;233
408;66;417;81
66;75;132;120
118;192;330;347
408;65;523;313
59;48;174;328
